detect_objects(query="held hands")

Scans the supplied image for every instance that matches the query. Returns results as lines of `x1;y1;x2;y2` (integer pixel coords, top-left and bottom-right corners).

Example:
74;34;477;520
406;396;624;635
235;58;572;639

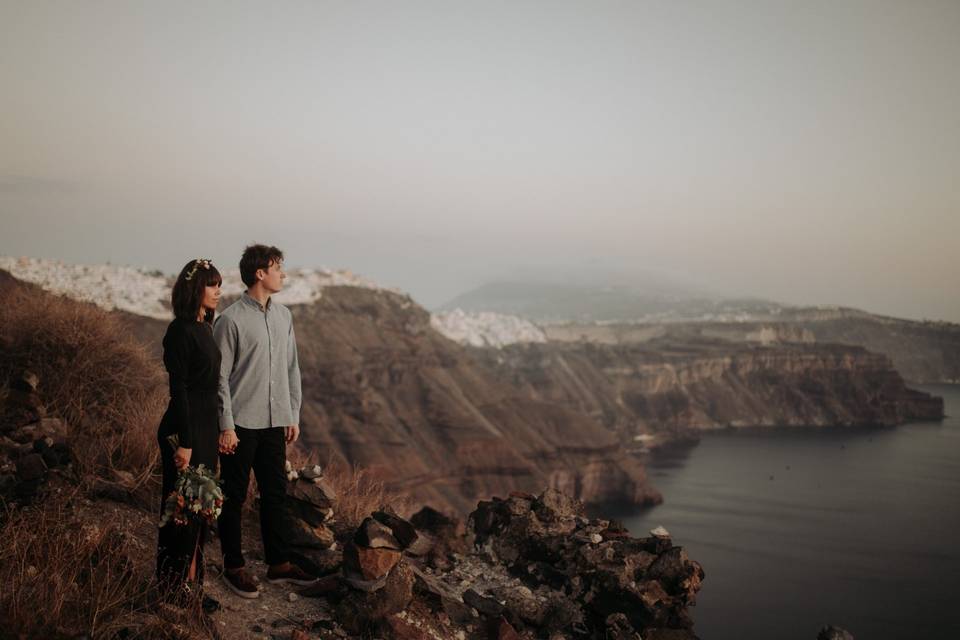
173;447;192;470
285;424;300;444
219;429;239;455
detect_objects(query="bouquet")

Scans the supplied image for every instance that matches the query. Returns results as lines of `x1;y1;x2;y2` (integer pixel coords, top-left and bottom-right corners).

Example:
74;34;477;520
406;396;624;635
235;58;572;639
159;435;224;528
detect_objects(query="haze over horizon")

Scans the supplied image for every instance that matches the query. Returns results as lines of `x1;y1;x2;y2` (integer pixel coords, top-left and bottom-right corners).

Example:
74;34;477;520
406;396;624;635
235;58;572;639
2;1;958;321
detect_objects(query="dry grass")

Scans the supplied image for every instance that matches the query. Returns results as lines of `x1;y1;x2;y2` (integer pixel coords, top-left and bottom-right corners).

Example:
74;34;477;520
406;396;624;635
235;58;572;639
0;286;165;498
0;490;213;639
287;447;405;535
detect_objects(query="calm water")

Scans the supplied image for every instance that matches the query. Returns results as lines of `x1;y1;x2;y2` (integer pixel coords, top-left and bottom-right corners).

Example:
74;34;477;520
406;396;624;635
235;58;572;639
621;384;960;640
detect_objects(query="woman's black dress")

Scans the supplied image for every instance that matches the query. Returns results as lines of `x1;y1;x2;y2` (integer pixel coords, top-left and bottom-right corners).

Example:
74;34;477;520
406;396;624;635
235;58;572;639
156;318;221;596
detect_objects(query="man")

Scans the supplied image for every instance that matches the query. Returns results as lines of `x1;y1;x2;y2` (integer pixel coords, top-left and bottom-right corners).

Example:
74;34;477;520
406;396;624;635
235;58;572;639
214;244;316;598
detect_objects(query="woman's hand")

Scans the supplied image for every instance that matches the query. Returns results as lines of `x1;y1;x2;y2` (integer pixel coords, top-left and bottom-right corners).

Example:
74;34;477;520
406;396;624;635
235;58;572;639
173;447;192;470
219;429;239;455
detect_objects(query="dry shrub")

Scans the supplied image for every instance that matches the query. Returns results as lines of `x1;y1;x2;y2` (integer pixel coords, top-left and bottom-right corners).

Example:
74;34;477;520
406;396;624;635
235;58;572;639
0;285;165;491
0;492;211;639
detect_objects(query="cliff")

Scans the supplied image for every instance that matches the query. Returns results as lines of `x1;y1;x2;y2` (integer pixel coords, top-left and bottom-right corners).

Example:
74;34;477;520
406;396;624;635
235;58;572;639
544;311;960;384
287;286;660;513
472;339;944;446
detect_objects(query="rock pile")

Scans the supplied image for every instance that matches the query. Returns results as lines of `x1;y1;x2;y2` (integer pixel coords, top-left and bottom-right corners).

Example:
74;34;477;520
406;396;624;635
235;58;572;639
299;488;704;639
334;510;422;634
283;461;339;570
0;371;72;503
413;488;705;639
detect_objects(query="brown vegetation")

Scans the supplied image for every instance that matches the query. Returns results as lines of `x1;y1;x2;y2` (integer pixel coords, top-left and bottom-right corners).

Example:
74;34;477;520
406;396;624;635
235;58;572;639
0;486;214;639
0;283;166;497
288;447;402;536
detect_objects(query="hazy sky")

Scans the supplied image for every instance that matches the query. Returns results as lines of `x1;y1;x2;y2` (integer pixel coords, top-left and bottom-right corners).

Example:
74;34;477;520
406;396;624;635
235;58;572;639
1;1;958;320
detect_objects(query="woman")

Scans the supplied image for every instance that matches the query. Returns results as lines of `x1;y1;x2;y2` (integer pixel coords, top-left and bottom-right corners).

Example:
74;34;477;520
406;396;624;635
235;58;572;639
156;258;222;612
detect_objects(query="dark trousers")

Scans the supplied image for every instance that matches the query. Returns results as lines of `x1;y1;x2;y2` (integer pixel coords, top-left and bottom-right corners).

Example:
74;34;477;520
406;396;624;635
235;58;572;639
217;426;290;569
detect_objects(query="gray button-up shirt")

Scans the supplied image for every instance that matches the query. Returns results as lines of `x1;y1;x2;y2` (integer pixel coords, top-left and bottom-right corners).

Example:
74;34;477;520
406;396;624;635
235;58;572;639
214;292;302;431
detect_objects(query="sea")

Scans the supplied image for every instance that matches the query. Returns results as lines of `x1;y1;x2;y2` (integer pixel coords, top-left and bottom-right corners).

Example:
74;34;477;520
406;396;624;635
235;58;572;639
620;384;960;640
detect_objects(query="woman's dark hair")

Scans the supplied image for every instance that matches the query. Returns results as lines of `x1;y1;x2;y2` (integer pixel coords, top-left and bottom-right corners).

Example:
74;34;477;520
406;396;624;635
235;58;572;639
239;244;284;287
171;259;222;324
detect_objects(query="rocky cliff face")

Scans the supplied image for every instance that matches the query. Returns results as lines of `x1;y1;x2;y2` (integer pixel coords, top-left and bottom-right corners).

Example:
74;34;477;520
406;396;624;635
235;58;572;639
288;286;660;514
473;339;944;446
544;313;960;384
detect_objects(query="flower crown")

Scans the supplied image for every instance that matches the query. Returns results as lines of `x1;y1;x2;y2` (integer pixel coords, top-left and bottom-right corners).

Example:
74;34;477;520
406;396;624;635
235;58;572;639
184;258;213;281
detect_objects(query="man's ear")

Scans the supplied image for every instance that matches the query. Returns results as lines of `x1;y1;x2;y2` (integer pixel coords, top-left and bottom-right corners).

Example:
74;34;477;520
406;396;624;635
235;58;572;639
255;268;265;282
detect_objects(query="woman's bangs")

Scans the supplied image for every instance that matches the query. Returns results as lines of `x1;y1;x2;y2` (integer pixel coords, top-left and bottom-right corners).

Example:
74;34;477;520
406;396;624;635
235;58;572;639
203;264;223;287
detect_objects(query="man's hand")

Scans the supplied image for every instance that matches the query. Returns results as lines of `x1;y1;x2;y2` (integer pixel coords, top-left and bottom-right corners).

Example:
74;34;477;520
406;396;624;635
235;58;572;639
173;447;192;470
219;429;239;455
285;424;300;444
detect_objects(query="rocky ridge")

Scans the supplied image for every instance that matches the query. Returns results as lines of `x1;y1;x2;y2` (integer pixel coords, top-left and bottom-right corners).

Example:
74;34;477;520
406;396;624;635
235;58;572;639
541;316;960;384
472;340;944;447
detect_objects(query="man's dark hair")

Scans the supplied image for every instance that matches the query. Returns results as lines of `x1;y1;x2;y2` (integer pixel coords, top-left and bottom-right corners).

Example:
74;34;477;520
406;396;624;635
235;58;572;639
239;244;284;287
171;259;222;324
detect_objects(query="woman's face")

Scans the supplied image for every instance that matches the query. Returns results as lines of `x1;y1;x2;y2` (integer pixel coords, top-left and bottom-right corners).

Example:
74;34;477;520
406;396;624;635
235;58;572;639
201;281;221;312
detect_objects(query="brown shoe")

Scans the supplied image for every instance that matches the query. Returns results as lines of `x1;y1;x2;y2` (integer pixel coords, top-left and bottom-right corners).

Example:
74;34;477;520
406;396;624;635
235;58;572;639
266;561;317;586
222;567;260;599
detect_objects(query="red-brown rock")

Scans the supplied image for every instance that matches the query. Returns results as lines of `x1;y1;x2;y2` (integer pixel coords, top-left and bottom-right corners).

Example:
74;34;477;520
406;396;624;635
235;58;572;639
343;540;401;581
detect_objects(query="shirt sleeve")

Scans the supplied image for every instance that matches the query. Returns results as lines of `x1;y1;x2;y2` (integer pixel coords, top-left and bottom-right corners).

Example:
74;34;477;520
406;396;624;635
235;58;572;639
162;323;196;449
288;316;302;424
214;315;239;432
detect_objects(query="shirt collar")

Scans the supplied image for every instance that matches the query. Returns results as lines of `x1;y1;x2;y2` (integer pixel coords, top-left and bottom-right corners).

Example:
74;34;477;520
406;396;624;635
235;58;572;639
242;291;272;311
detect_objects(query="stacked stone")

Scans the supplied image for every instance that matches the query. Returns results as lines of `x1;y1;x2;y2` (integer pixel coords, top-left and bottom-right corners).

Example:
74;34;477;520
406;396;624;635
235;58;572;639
284;462;338;564
333;510;422;635
0;371;72;503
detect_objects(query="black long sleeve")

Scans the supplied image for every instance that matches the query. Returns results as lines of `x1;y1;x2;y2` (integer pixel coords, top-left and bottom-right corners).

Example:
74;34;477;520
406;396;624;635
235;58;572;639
162;322;196;449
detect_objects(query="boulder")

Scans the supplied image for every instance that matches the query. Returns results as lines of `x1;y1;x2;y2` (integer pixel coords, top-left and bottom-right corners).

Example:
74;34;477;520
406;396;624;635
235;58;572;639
497;617;521;640
410;505;463;537
343;540;401;581
382;612;435;640
533;488;583;522
372;509;419;549
336;560;415;634
288;519;336;550
355;517;402;550
299;464;323;480
605;613;642;640
287;478;335;510
462;589;505;618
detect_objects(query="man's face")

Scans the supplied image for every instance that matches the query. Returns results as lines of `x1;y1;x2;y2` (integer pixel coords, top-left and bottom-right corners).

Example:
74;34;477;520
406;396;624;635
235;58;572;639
258;259;285;294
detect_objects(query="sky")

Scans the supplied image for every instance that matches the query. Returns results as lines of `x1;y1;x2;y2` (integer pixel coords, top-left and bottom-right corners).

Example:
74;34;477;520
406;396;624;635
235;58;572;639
1;1;958;320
